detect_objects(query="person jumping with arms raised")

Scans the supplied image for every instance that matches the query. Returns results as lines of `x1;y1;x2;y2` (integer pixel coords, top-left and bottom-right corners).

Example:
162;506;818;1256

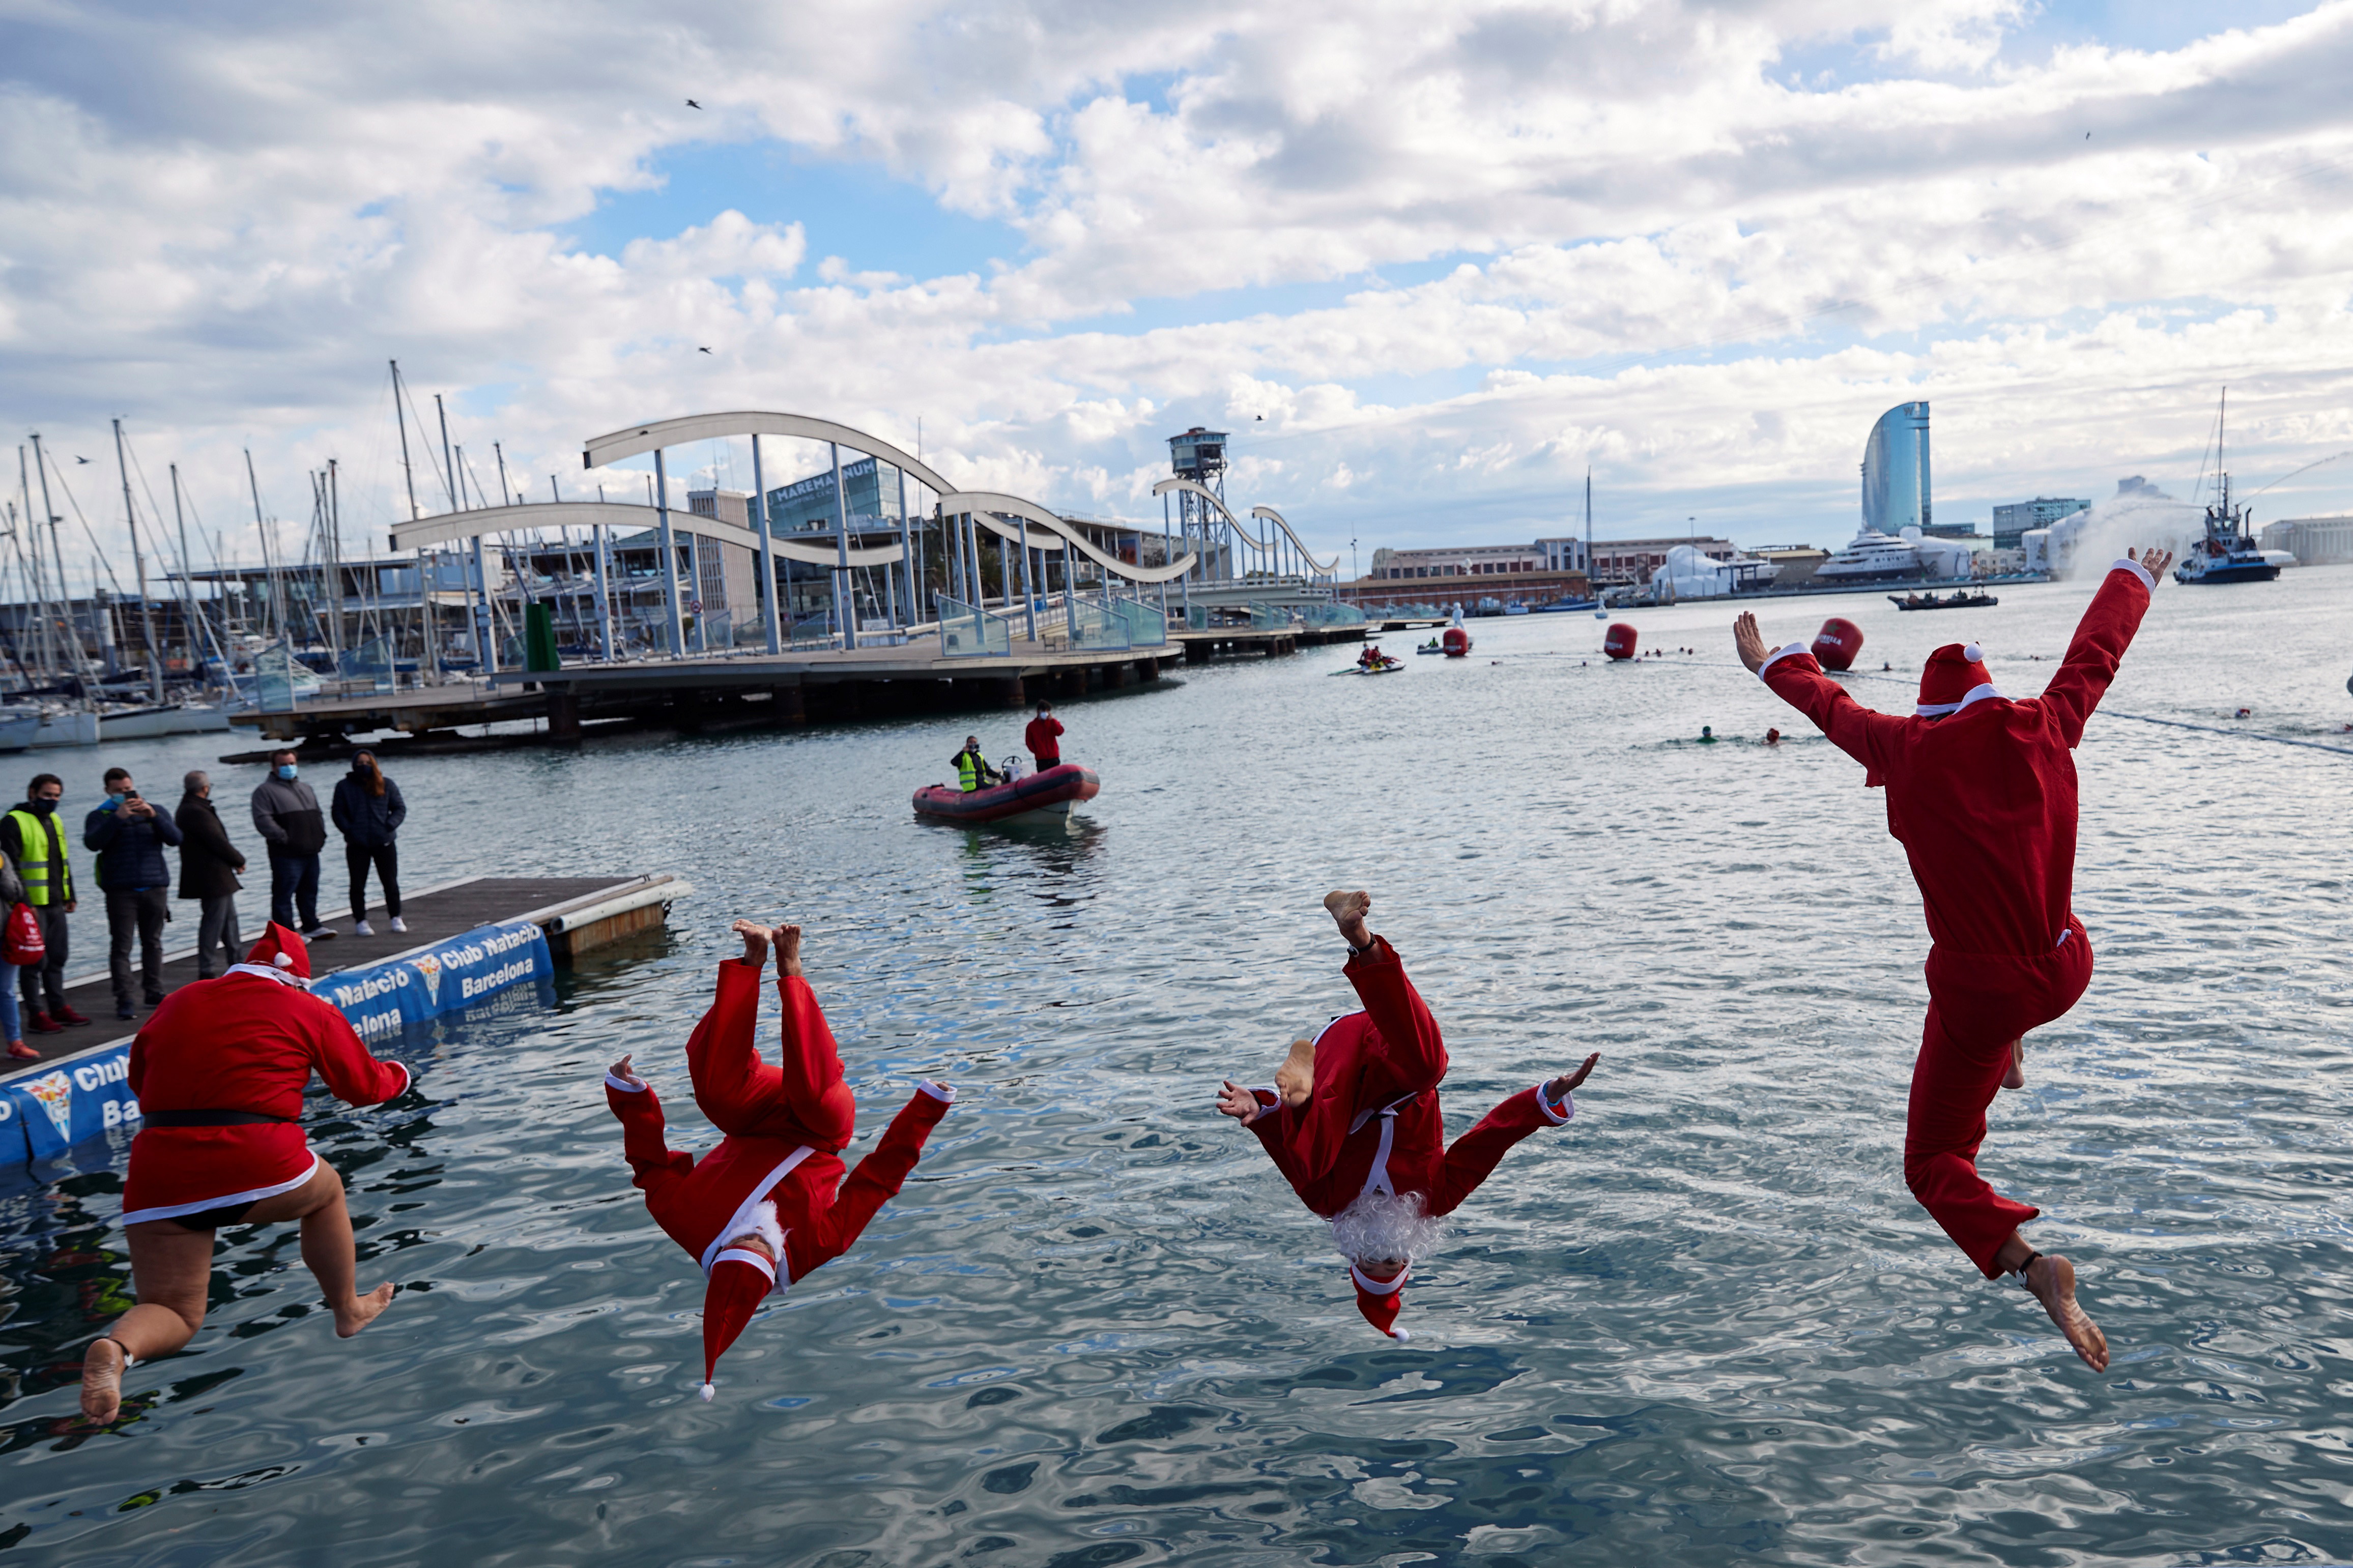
606;919;954;1400
1216;889;1597;1340
1733;546;2173;1371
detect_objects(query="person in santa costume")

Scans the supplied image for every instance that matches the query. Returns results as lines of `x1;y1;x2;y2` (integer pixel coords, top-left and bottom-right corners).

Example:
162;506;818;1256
1733;547;2174;1372
1214;889;1599;1341
78;922;411;1424
606;918;954;1400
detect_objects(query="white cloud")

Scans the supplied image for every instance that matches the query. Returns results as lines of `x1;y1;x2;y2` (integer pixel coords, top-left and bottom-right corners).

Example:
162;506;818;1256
5;0;2353;574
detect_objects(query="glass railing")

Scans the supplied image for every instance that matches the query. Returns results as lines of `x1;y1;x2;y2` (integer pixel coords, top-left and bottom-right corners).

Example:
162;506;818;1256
1294;600;1368;629
937;596;1012;657
788;612;837;649
339;635;395;693
1247;602;1295;629
1109;598;1167;647
1067;596;1131;650
254;639;300;710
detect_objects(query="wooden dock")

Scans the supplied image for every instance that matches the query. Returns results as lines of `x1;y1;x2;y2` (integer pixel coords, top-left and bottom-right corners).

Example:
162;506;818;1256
0;873;686;1080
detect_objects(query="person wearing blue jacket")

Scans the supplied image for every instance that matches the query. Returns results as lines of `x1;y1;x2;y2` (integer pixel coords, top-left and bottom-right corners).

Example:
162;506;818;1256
330;750;407;938
85;767;184;1021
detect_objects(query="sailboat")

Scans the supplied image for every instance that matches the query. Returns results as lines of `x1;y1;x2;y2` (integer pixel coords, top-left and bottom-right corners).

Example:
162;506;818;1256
2175;390;2294;585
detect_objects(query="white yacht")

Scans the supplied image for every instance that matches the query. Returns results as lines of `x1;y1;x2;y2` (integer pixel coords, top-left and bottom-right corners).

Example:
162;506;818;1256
1814;526;1970;584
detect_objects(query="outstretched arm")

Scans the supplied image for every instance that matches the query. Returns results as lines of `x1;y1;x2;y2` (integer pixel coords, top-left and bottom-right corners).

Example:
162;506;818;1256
785;1082;954;1280
606;1053;693;1197
2040;548;2167;744
1736;612;1906;781
1428;1054;1598;1217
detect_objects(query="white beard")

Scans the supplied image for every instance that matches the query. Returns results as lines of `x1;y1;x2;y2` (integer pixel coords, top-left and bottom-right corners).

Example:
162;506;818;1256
1329;1190;1444;1267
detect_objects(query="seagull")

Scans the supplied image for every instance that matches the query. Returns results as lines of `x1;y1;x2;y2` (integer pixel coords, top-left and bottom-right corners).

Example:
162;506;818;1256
1255;414;1263;420
686;99;703;109
74;455;90;463
698;346;713;355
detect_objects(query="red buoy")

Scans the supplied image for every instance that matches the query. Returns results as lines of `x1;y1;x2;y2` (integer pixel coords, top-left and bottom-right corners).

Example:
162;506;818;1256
1441;626;1471;657
1811;617;1862;672
1603;623;1638;660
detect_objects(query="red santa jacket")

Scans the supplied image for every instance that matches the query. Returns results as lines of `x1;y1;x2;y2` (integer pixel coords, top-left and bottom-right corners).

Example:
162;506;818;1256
1760;559;2153;956
1242;939;1571;1218
1024;714;1064;765
122;971;411;1224
607;1075;952;1283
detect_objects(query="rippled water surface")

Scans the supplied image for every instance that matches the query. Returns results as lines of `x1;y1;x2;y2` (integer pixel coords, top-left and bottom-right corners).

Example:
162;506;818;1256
5;567;2352;1566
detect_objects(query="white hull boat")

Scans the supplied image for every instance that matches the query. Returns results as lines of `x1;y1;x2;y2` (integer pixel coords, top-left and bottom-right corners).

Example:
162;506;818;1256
0;710;43;753
27;709;100;749
99;703;234;739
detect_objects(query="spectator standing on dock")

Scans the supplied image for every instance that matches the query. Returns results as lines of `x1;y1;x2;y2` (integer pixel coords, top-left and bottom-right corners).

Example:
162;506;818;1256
1215;889;1599;1340
175;771;246;980
1;773;88;1034
252;750;333;942
331;750;407;938
1024;701;1064;770
76;924;407;1426
951;734;1000;793
1733;547;2173;1374
86;768;185;1020
604;919;954;1400
0;841;30;1060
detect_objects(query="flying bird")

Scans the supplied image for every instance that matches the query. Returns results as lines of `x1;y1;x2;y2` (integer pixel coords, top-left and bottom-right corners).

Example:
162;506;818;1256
698;346;713;354
74;455;90;463
1255;414;1264;420
686;99;703;109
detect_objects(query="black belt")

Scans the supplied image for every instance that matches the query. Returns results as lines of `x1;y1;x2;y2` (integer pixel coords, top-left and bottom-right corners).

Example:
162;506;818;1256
142;1109;293;1128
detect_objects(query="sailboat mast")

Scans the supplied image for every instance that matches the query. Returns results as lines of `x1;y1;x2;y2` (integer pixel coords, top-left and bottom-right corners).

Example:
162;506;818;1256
114;419;164;701
31;434;78;690
389;358;436;684
247;448;287;644
16;445;52;683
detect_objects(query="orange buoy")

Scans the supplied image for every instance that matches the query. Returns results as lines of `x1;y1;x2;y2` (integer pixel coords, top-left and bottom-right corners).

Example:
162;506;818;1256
1811;617;1862;672
1603;623;1638;660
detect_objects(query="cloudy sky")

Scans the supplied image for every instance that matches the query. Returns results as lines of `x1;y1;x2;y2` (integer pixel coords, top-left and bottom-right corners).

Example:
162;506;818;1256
6;0;2353;579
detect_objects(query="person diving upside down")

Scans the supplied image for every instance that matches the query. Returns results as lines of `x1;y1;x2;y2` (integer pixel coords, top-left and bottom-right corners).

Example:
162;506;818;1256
1734;547;2173;1371
606;919;954;1399
1216;890;1598;1339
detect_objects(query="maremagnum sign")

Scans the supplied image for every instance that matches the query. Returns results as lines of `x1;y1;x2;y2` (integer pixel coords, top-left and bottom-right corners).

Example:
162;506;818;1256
0;918;553;1163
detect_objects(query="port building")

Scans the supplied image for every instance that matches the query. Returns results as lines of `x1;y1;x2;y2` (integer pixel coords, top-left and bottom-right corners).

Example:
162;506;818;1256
2258;514;2353;565
1370;535;1731;588
1992;497;2087;551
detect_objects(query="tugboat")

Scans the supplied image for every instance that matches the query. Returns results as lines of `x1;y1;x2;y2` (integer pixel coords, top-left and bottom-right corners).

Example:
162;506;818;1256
1889;588;2000;611
2176;390;2292;586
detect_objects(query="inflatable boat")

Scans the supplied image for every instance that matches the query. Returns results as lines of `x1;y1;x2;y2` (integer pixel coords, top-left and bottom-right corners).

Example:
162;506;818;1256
913;762;1101;825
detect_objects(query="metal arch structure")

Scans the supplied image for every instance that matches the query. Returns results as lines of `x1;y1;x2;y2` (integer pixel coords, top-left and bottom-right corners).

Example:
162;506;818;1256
581;410;940;653
937;490;1197;585
1153;478;1337;588
389;502;904;567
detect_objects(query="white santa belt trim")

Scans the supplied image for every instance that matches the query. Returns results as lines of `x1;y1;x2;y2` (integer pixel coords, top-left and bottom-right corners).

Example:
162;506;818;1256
120;1153;320;1228
1351;1263;1409;1297
699;1145;817;1277
1914;682;2003;717
712;1246;779;1286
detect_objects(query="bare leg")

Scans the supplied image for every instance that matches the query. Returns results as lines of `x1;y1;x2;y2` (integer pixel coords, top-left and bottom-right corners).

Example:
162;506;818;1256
80;1223;214;1422
730;919;771;970
2002;1037;2025;1091
290;1179;396;1338
1995;1232;2106;1371
1324;889;1371;949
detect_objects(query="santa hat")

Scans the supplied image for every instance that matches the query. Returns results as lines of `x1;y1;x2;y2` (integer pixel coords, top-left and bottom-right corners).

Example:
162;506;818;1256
698;1253;775;1400
1351;1263;1412;1341
235;922;312;981
1914;642;2002;717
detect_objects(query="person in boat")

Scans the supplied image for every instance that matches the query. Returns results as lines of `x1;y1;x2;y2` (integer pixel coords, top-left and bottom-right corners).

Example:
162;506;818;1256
1732;546;2173;1373
605;919;954;1399
951;735;1001;793
1215;890;1599;1340
78;923;408;1425
1024;701;1064;772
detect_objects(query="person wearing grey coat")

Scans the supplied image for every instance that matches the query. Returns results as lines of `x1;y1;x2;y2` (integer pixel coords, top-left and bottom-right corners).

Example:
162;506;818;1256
250;749;333;939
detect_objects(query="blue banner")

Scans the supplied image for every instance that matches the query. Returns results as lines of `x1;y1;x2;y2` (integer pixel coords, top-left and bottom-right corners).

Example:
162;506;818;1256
316;919;554;1041
0;917;556;1163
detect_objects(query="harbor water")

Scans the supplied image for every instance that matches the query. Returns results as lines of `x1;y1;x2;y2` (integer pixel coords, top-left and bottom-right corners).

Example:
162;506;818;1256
4;565;2351;1565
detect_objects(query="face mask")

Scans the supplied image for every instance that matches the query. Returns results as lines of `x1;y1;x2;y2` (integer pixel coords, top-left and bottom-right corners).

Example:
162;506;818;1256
27;799;53;817
276;764;298;781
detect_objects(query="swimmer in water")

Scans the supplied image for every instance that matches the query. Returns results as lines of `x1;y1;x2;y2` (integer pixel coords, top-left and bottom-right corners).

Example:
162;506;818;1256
1764;728;1781;745
1699;725;1716;743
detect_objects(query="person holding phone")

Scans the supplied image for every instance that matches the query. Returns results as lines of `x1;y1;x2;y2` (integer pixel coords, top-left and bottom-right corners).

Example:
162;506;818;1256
85;767;184;1021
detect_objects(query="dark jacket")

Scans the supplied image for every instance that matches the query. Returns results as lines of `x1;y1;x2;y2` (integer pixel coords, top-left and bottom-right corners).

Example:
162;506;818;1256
251;773;328;856
175;791;246;900
85;796;185;890
331;772;407;848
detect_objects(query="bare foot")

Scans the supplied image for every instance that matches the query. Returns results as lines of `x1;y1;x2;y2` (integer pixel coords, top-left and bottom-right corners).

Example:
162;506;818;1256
334;1282;396;1339
2022;1254;2107;1371
2002;1038;2025;1091
1323;890;1371;949
777;923;804;978
78;1336;127;1425
1275;1037;1316;1107
731;919;772;969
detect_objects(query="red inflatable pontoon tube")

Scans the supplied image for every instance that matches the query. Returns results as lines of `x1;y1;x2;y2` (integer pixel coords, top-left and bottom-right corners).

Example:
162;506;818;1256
913;763;1102;825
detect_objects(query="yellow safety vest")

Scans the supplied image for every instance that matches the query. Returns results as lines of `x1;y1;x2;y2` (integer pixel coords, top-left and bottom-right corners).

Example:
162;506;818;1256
956;750;983;792
6;808;70;906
